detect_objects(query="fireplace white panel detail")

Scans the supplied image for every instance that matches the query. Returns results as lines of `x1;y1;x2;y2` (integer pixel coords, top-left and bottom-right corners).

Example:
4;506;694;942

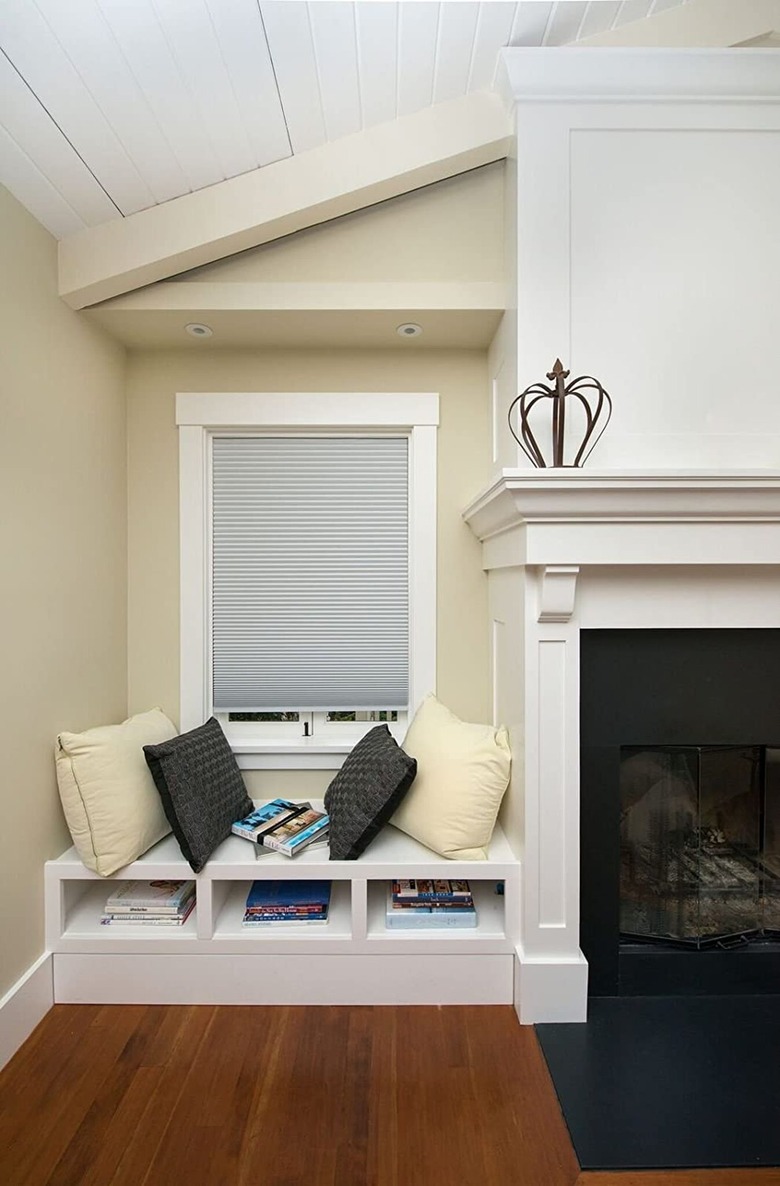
537;640;567;929
490;48;780;476
570;127;780;469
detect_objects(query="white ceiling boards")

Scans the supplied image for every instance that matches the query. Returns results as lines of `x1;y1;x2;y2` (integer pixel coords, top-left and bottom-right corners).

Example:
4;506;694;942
0;1;696;242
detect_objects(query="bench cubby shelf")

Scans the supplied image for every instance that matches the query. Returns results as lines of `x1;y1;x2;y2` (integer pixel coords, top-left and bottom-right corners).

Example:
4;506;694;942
45;810;520;1006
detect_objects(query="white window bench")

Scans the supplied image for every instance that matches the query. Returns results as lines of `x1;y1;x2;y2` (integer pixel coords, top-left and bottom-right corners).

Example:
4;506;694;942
45;808;520;1006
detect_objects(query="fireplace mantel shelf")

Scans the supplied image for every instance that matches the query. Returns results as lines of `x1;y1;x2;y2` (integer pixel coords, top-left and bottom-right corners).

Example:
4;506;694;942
465;469;780;534
463;470;780;570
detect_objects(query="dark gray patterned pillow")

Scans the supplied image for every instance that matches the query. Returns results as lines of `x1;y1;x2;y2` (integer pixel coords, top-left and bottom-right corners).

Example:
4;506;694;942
324;725;417;860
144;717;253;872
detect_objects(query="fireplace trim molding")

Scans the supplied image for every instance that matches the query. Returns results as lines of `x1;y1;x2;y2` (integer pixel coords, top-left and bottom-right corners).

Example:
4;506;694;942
464;468;780;1022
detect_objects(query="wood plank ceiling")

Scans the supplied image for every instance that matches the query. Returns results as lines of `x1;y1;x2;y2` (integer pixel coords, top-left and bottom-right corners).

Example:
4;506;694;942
0;1;689;240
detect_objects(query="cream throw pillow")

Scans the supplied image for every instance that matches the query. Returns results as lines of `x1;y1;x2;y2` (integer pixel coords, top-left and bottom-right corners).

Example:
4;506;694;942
391;695;511;860
55;708;177;875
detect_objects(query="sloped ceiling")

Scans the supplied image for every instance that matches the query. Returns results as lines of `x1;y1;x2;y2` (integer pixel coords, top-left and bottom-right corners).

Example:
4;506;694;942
0;0;691;240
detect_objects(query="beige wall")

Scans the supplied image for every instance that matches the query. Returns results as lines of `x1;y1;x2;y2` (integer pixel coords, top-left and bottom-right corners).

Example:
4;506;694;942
126;348;490;798
0;187;127;995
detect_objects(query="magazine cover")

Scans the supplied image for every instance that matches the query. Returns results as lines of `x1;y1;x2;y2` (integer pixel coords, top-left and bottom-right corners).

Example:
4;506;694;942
104;880;195;911
101;899;196;926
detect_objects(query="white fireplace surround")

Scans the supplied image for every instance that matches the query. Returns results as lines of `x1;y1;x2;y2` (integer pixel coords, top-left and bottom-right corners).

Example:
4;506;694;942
464;469;780;1022
472;47;780;1022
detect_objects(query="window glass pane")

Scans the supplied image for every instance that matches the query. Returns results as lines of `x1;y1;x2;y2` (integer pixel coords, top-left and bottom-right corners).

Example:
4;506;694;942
326;711;399;723
228;712;300;722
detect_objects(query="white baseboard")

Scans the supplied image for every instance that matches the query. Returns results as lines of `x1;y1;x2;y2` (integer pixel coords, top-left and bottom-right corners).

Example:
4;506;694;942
53;952;514;1006
513;946;589;1024
0;953;53;1071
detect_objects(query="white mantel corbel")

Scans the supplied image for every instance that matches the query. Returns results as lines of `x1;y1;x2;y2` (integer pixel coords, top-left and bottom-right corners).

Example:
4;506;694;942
538;567;580;623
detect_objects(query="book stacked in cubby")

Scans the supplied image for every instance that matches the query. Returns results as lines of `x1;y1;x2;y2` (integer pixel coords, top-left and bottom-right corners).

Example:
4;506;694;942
101;879;195;926
385;879;477;929
232;799;330;858
242;879;332;926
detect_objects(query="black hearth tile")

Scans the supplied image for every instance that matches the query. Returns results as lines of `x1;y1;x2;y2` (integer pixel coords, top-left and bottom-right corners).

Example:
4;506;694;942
536;995;780;1170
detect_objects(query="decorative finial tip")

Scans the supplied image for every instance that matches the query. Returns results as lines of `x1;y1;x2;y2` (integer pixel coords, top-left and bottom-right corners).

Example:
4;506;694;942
546;358;570;382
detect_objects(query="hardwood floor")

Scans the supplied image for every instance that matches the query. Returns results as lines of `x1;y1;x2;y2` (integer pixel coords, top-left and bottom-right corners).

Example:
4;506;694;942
0;1005;778;1186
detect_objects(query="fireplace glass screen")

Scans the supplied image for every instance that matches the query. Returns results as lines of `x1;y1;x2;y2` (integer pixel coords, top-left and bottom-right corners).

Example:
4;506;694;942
620;746;780;947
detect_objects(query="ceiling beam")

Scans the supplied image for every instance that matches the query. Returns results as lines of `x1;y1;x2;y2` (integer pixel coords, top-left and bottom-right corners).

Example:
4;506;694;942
58;91;511;310
576;0;780;48
90;280;505;313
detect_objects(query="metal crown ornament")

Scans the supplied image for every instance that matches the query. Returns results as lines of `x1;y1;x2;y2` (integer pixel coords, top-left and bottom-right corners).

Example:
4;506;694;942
507;359;612;468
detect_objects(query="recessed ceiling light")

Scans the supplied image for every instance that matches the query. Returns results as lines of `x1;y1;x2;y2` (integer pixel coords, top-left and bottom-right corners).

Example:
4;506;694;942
185;322;213;338
396;322;423;339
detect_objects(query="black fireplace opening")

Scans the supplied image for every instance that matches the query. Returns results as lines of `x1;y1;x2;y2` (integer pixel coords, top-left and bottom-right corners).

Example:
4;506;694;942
580;628;780;996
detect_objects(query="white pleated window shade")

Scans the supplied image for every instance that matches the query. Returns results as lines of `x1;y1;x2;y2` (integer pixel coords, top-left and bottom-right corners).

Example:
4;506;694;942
211;436;409;712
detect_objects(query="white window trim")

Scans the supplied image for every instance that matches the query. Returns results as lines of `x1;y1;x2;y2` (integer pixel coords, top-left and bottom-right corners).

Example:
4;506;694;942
177;392;438;769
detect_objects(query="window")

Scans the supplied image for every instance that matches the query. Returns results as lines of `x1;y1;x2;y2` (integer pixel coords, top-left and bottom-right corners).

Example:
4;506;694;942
177;393;438;768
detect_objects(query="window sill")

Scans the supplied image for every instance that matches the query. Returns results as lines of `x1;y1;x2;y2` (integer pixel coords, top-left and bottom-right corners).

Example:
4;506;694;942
229;724;405;770
232;741;354;771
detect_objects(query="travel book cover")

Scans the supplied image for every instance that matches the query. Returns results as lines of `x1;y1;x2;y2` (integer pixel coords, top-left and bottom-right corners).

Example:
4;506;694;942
232;799;310;843
260;809;330;856
392;879;473;902
254;831;329;859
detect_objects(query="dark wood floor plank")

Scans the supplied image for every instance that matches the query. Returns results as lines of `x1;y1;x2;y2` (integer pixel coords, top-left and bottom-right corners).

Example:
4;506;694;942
392;1005;495;1186
333;1006;373;1186
2;1003;777;1186
0;1005;101;1134
366;1007;399;1186
239;1005;348;1186
46;1004;213;1186
140;1004;323;1186
106;1006;216;1186
461;1005;579;1186
44;1005;175;1186
108;1068;191;1186
1;1006;148;1186
235;1005;292;1186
